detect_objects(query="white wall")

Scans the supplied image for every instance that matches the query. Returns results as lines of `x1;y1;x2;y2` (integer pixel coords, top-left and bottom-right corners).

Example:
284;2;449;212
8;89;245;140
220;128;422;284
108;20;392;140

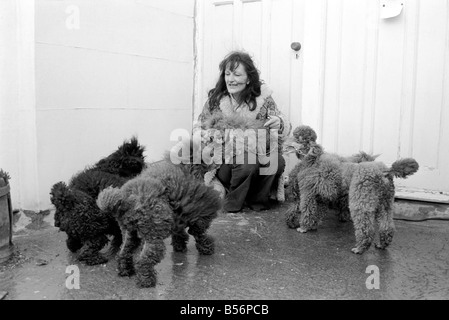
0;0;40;210
1;0;196;211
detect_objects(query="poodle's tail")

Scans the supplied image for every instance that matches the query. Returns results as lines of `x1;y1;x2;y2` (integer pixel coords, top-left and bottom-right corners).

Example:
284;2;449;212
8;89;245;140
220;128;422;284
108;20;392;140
387;158;419;179
50;181;75;210
96;186;124;217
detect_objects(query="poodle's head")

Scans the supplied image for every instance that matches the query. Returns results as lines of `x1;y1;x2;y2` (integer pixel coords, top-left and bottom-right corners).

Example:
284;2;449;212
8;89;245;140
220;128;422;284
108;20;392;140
166;137;221;180
94;136;146;178
283;125;319;159
50;181;75;231
96;186;125;219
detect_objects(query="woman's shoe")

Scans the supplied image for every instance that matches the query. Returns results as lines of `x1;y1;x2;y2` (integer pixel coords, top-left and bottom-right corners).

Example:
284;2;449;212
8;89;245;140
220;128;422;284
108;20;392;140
247;202;270;212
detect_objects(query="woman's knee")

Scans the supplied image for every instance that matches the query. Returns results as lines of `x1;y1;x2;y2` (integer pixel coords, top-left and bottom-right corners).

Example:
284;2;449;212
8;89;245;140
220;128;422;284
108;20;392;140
258;153;285;176
277;155;286;175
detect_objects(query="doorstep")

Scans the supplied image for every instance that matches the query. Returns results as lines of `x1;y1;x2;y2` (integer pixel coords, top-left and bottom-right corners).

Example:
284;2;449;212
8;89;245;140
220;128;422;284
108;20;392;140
394;198;449;221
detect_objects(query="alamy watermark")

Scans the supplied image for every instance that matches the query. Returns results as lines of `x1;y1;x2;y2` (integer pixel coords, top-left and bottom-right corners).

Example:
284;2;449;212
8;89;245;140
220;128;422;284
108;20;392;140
65;5;80;30
365;265;380;290
65;265;80;289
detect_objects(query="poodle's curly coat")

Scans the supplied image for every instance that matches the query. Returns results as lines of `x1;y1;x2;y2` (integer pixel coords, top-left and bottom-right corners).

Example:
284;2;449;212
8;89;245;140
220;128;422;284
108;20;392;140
97;146;223;288
284;125;419;254
50;137;145;265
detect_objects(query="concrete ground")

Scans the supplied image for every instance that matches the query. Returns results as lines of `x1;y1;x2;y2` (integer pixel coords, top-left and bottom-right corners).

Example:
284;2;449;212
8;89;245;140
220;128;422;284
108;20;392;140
1;200;448;300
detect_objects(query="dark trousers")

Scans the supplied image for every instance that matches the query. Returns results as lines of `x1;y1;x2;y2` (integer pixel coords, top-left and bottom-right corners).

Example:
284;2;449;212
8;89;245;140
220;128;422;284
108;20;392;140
217;152;285;212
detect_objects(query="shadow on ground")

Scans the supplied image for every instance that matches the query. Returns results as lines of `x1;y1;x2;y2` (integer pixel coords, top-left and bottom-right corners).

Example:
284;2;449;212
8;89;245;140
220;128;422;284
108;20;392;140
1;202;449;300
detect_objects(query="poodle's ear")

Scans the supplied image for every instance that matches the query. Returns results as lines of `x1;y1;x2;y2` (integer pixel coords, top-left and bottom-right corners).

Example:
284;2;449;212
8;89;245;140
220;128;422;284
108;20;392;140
96;186;123;212
302;142;323;164
308;142;323;155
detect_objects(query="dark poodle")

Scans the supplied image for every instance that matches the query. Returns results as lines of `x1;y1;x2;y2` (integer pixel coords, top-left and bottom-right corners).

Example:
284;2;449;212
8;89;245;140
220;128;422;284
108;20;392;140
97;139;223;288
284;125;419;254
50;137;146;265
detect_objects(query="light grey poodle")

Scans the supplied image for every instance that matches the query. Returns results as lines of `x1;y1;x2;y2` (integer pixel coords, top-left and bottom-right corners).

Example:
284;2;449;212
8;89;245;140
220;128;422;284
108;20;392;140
284;125;419;254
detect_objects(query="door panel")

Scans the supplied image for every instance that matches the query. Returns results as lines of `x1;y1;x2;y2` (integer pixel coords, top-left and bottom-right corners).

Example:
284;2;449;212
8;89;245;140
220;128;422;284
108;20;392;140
196;0;449;201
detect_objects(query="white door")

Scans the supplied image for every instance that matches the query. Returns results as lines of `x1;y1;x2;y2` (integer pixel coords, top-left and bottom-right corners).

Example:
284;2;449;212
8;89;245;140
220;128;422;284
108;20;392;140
195;0;449;203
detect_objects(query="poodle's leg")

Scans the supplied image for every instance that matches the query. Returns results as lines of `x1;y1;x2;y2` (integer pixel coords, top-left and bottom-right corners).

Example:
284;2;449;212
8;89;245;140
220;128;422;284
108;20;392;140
350;209;375;254
107;222;123;255
77;236;109;265
117;229;140;277
135;238;166;288
109;232;123;255
285;202;301;229
316;201;328;225
297;191;319;233
188;218;215;255
171;222;189;253
336;195;351;222
375;209;395;250
66;236;83;253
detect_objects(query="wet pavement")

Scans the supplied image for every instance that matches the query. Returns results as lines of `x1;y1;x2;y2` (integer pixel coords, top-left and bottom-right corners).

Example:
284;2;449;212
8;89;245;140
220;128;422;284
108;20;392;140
1;202;449;300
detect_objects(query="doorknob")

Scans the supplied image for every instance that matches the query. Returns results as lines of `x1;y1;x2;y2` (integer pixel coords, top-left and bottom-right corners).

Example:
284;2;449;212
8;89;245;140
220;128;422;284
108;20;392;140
291;42;301;59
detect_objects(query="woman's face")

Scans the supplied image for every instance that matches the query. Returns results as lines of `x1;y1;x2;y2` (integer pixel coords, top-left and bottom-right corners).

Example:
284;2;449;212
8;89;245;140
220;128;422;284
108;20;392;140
225;63;248;98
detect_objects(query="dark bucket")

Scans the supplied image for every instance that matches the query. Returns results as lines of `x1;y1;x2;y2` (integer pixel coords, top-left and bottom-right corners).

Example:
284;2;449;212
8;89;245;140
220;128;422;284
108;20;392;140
0;173;13;262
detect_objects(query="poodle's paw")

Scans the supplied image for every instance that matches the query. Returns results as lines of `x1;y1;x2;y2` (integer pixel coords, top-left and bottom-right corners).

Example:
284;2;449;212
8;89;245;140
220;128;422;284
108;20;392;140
285;213;300;229
196;236;215;255
286;219;300;229
136;272;157;288
378;232;394;249
85;255;108;266
351;247;367;254
117;257;135;277
285;204;302;229
118;266;135;277
296;227;309;233
375;243;389;250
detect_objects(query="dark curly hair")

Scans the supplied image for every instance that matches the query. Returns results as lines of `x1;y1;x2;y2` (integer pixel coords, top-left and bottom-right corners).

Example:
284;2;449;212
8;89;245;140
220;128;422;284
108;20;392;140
207;51;262;112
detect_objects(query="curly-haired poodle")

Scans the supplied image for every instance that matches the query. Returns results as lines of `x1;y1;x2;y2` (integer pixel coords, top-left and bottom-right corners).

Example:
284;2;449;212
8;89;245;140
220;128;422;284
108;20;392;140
50;137;146;265
200;112;287;205
96;140;223;288
284;125;419;254
284;131;379;223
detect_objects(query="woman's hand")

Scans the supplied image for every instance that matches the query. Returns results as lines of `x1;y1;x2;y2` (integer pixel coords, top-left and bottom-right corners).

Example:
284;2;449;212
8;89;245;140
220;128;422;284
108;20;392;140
264;115;281;130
